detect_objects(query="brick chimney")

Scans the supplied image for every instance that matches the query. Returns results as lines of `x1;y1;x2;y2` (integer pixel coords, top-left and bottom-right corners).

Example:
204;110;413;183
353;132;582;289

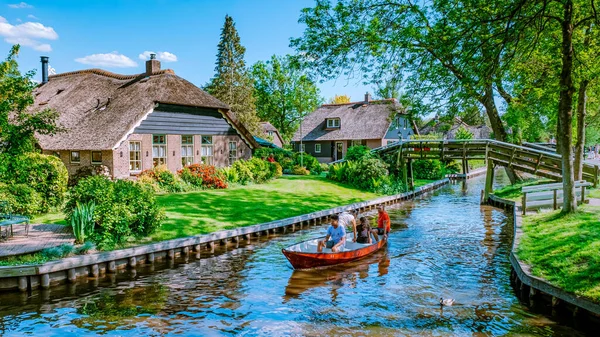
364;92;372;103
145;53;160;75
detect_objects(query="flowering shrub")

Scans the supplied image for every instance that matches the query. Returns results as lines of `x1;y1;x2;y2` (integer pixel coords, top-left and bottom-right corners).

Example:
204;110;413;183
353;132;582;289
180;164;227;189
139;165;187;192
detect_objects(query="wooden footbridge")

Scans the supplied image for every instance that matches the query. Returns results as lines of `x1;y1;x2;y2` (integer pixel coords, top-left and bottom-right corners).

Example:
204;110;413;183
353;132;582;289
373;139;599;198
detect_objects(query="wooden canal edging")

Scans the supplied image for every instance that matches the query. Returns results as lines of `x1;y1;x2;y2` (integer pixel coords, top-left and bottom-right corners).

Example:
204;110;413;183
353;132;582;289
486;194;600;318
0;179;451;293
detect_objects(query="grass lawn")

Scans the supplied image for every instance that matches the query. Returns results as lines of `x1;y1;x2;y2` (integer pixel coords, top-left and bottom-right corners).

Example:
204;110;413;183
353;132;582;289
492;178;553;201
517;205;600;302
589;188;600;199
149;175;383;241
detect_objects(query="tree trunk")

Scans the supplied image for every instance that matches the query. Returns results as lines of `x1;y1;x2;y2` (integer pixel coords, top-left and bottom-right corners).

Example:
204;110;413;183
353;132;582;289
574;80;588;180
482;83;521;184
558;0;577;213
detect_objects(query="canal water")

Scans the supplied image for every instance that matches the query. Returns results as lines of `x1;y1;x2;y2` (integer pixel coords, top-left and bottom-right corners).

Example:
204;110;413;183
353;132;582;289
0;175;588;336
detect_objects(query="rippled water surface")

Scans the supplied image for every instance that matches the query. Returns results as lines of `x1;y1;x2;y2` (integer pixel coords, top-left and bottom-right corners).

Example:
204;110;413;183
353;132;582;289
0;175;589;336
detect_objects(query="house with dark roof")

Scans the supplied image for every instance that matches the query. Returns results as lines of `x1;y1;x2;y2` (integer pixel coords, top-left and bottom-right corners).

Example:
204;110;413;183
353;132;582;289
292;94;414;162
33;54;258;179
419;117;492;140
260;122;284;148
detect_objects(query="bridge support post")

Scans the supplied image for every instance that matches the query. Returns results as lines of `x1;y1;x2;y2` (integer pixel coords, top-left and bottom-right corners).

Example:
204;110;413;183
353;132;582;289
401;159;408;190
484;160;494;201
407;159;414;191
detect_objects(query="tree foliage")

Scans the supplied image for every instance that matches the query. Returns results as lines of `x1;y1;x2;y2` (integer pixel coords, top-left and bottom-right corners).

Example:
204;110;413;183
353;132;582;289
251;55;322;142
0;45;62;155
205;15;262;136
328;94;351;104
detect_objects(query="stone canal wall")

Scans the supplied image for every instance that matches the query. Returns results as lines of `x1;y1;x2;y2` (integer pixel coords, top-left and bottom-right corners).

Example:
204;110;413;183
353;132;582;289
486;194;600;318
0;179;450;293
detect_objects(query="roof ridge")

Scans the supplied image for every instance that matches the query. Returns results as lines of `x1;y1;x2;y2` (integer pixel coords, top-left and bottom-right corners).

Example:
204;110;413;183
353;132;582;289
320;98;396;107
48;68;175;80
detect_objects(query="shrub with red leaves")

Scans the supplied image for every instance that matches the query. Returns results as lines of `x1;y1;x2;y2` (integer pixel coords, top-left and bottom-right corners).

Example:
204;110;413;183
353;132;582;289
178;164;228;189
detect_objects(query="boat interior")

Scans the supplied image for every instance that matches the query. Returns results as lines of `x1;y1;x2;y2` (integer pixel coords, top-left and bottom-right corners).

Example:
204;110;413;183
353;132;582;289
285;233;376;253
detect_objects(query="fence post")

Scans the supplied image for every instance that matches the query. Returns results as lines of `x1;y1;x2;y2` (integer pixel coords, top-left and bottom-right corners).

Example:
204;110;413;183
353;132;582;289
553;190;557;210
581;185;586;204
522;192;527;216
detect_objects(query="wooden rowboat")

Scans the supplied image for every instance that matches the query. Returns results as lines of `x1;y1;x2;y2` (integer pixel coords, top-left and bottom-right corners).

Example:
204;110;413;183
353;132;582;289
282;233;388;270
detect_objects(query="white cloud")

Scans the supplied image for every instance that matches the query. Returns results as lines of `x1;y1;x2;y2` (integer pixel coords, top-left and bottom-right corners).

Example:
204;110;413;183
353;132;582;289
138;50;178;62
27;14;38;20
0;19;57;51
8;2;33;9
75;52;137;68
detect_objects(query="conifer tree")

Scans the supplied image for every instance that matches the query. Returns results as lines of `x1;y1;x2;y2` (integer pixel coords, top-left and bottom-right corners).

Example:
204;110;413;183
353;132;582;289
206;15;262;136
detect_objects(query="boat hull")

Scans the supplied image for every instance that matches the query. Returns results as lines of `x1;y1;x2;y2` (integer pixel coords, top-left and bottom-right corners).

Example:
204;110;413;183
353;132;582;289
282;237;387;270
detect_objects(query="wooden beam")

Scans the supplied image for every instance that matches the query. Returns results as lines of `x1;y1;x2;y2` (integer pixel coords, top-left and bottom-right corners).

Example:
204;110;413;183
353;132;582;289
484;159;494;201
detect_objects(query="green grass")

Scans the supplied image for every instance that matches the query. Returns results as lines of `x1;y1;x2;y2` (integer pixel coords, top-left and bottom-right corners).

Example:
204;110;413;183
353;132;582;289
149;175;382;241
33;211;67;225
589;188;600;199
492;178;552;201
468;160;486;170
517;205;600;302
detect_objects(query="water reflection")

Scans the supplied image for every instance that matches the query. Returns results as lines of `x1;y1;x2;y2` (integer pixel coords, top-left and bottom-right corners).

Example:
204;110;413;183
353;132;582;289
0;174;591;336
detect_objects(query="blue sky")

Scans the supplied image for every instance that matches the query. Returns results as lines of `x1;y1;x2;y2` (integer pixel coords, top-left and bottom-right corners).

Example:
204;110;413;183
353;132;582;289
0;0;371;102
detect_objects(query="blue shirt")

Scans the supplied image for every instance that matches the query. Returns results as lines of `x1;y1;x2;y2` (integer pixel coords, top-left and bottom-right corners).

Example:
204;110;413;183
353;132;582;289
327;225;346;244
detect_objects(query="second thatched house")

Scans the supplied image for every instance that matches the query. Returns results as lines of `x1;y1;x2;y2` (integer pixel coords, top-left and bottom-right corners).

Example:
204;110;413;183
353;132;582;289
291;94;414;162
419;117;492;140
33;55;258;179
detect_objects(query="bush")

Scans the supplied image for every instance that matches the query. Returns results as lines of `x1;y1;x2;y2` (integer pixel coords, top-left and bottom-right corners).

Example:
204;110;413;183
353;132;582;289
344;145;372;162
66;176;164;249
293;153;322;174
320;163;329;172
140;165;187;192
179;167;203;187
2;153;68;211
412;160;445;180
220;167;239;184
292;166;310;175
70;165;111;187
182;164;227;189
455;126;474;140
271;162;283;178
231;160;254;184
0;183;43;216
247;157;272;183
349;157;389;191
71;201;96;244
254;147;293;163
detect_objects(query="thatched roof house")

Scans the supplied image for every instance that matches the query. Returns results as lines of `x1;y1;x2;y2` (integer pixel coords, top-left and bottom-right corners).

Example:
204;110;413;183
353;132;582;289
33;55;258;179
292;94;414;162
260;122;284;148
419;117;491;140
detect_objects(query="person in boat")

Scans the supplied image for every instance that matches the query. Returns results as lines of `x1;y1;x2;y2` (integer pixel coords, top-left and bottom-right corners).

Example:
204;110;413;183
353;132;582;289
356;217;372;244
338;209;358;242
371;205;391;242
317;214;346;253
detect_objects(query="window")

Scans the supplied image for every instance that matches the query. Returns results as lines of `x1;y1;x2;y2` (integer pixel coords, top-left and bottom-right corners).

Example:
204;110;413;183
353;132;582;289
181;135;194;167
91;151;102;164
315;144;321;153
70;151;80;163
326;118;340;128
129;141;141;172
201;136;214;165
152;134;167;167
228;141;237;166
268;131;274;137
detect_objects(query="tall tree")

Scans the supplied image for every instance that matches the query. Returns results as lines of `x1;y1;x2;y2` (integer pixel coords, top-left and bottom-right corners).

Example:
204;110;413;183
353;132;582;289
251;55;322;142
0;45;61;155
205;15;262;136
328;94;351;104
292;0;522;183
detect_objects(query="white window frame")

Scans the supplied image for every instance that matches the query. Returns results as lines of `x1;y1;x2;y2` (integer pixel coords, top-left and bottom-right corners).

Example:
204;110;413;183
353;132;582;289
129;141;142;172
70;151;80;164
152;134;167;167
201;135;214;165
228;141;238;166
181;135;194;167
315;144;321;153
327;118;340;128
91;151;102;164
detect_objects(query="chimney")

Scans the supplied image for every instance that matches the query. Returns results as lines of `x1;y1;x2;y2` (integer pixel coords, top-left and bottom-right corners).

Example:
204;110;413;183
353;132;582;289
365;92;372;103
145;53;161;75
41;56;49;84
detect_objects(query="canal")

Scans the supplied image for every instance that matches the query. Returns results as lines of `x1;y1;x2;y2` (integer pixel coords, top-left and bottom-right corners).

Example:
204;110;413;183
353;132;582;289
0;175;588;336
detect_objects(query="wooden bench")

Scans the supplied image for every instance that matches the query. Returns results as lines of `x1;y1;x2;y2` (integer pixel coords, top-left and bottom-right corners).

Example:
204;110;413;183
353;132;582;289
521;181;592;215
0;201;30;240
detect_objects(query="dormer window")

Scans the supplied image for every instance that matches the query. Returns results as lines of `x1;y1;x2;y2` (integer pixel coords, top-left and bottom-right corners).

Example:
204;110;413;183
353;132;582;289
326;118;341;128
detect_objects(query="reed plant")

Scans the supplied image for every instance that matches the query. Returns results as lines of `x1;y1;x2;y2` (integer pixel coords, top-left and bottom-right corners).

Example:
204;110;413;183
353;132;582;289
71;201;95;244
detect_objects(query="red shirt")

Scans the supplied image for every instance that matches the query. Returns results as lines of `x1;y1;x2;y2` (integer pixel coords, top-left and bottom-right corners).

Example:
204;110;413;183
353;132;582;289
377;211;391;231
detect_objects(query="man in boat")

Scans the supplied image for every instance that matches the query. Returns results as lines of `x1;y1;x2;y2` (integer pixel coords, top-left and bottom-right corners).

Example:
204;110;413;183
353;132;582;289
371;206;391;242
317;214;346;253
338;209;357;242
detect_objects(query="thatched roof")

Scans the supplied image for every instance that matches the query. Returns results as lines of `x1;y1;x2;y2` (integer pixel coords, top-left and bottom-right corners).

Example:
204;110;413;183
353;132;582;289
419;117;491;140
292;99;404;142
260;122;284;145
33;68;258;150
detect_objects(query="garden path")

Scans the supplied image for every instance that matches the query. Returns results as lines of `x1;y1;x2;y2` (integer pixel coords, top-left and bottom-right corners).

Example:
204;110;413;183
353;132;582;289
0;224;74;258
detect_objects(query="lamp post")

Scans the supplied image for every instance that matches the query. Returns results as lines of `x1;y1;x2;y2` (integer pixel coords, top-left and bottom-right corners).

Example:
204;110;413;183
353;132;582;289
300;120;304;168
